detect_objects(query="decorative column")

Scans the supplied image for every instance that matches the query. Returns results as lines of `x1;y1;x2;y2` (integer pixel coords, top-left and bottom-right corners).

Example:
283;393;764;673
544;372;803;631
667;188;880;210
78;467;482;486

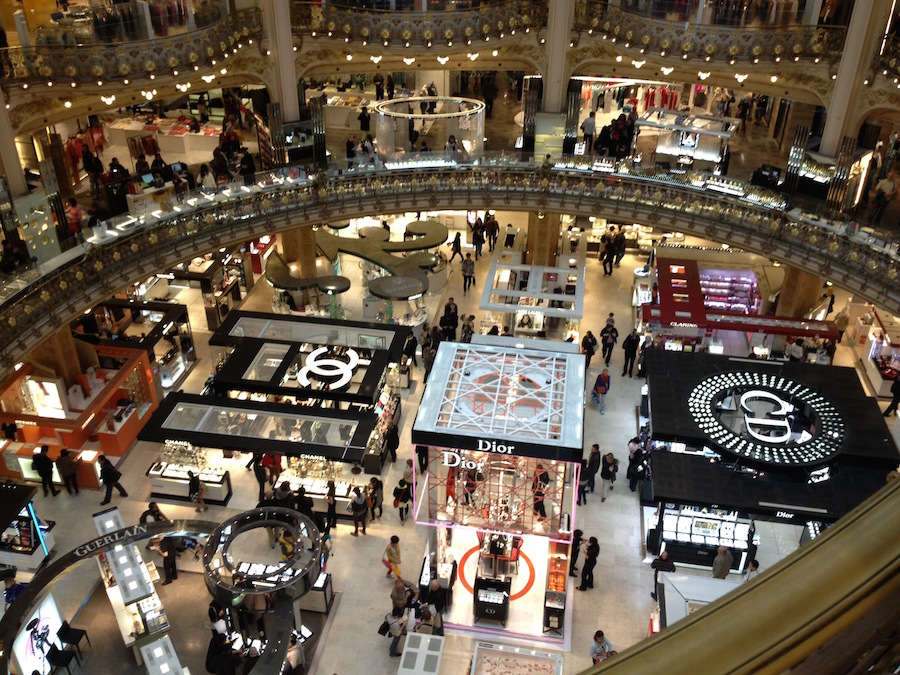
525;212;560;267
0;90;27;197
542;0;576;113
281;227;318;279
775;267;824;318
262;1;300;122
819;0;890;156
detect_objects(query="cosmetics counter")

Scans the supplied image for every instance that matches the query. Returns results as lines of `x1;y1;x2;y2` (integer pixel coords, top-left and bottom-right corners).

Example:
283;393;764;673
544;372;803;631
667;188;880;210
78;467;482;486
647;502;752;572
845;304;900;398
0;483;55;571
0;350;159;459
145;440;233;505
75;300;196;396
3;442;102;490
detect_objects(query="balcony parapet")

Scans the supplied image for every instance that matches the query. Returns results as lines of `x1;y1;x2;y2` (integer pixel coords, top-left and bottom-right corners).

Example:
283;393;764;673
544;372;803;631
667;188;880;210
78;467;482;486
571;2;846;66
290;0;546;49
0;8;263;91
0;157;896;383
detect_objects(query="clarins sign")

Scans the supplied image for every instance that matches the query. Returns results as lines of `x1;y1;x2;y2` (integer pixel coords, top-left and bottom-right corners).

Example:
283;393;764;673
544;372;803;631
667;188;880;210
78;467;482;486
688;371;845;467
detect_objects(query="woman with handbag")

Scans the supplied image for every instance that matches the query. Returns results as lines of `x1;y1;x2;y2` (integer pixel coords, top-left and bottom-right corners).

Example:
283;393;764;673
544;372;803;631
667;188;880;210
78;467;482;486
383;535;402;578
394;479;412;524
593;368;611;413
384;606;406;657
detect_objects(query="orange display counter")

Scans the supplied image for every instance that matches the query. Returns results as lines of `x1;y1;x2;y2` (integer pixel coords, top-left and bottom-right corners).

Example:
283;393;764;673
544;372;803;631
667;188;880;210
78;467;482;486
0;350;159;482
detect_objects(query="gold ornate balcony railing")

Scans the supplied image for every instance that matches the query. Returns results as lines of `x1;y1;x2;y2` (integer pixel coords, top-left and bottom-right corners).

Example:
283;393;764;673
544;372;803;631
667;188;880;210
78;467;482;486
290;0;546;47
0;8;263;91
0;157;897;383
582;476;900;674
572;1;846;66
878;35;900;83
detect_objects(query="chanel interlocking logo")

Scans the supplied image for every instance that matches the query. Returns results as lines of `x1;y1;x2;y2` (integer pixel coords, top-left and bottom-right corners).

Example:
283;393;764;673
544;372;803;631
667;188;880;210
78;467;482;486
297;347;360;390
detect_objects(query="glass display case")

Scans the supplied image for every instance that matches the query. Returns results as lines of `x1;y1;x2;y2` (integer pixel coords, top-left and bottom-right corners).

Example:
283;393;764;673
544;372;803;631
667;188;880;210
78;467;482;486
473;576;511;626
654;504;752;572
146;441;233;505
698;269;761;315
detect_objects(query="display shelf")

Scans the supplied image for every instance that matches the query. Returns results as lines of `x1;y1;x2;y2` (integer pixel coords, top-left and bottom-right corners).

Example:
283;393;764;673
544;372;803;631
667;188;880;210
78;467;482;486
0;497;55;571
146;461;232;505
297;572;334;613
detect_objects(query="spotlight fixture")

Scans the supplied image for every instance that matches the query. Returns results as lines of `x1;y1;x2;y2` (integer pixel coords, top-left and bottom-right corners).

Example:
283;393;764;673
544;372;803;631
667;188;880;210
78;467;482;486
697;71;710;80
437;56;449;65
403;57;415;65
661;66;674;75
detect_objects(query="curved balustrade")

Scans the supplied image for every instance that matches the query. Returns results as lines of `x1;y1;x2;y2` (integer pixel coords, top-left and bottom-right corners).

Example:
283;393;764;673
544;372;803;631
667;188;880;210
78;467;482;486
0;8;262;90
572;1;846;65
290;0;546;46
0;158;897;382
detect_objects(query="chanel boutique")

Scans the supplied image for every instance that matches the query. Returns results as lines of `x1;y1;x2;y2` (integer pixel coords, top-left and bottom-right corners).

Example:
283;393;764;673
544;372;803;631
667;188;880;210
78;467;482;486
140;313;407;513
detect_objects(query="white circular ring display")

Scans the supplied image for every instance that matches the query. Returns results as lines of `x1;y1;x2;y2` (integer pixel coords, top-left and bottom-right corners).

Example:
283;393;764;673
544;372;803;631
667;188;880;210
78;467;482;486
297;346;360;390
687;371;845;467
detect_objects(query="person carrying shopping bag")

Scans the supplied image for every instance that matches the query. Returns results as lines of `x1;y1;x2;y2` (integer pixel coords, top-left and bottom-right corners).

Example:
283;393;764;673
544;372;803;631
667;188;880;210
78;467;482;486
383;535;402;578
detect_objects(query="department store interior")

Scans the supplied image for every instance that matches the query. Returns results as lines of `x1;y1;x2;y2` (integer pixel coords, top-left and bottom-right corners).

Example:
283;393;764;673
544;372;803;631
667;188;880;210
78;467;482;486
0;1;899;674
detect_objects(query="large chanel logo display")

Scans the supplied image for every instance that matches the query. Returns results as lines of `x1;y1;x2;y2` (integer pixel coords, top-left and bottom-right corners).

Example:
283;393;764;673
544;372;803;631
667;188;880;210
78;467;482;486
297;347;360;390
688;372;845;467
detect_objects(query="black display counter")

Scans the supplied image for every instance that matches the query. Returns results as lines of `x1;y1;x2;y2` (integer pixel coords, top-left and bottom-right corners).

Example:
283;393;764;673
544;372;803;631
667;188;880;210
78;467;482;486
645;351;900;528
473;576;511;627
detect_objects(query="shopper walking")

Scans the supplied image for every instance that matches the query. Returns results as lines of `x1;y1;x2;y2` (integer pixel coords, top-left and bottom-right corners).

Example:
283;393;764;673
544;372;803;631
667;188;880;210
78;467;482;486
248;452;267;502
350;487;368;536
602;237;615;275
423;348;436;384
600;452;618;502
98;454;128;505
577;537;600;590
581;111;596;154
577;460;590;505
581;331;598;368
614;228;627;267
383;535;402;578
600;323;619;366
884;377;900;416
188;470;208;512
622;329;640;377
393;479;412;525
32;445;59;497
587;444;601;492
592;368;611;414
261;452;283;486
650;550;676;600
461;253;475;294
448;232;463;263
368;476;384;521
385;422;400;463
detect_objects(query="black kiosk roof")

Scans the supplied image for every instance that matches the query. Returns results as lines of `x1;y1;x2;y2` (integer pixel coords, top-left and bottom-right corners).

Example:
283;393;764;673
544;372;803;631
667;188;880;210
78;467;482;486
646;351;899;521
139;392;375;464
208;311;408;406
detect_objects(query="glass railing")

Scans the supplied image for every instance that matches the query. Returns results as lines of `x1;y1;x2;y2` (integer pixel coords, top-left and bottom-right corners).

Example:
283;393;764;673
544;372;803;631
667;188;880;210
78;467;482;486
573;2;846;63
0;7;262;87
291;0;547;45
0;154;897;382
